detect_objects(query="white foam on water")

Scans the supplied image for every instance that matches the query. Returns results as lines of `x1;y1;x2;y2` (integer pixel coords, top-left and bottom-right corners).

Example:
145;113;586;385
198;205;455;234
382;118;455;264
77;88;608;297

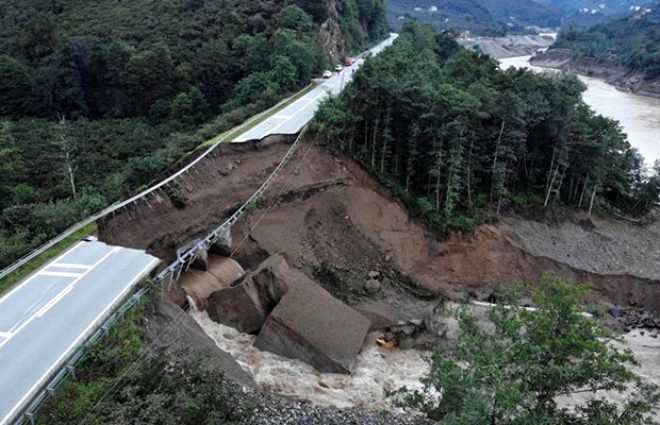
190;309;431;409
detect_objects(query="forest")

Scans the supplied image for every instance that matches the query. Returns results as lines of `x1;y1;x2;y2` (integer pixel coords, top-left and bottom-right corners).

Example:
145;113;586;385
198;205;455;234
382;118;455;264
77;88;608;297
552;3;660;79
385;0;562;35
0;0;388;267
313;23;660;232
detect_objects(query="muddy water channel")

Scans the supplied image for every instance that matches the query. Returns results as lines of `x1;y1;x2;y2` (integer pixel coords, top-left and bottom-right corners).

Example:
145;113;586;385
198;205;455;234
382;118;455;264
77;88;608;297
191;309;431;409
500;56;660;165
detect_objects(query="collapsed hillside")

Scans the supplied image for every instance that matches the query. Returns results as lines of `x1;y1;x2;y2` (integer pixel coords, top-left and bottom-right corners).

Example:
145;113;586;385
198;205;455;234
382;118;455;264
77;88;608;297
99;137;660;312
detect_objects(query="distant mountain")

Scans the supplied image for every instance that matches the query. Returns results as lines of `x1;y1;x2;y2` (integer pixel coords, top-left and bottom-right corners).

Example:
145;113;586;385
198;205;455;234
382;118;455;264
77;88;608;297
532;0;647;25
477;0;562;28
385;0;562;34
542;2;660;80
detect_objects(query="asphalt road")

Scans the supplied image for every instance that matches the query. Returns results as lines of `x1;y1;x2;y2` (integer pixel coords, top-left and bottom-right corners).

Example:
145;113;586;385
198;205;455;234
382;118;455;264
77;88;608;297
0;33;399;424
0;240;159;425
233;33;398;142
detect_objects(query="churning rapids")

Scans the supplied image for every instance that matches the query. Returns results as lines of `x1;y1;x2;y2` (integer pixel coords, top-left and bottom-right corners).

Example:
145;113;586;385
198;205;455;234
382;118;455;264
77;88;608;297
500;56;660;166
190;308;431;409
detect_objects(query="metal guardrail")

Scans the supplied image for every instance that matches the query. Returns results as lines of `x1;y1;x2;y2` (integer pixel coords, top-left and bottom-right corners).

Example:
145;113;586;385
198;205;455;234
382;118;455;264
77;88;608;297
156;126;309;284
13;287;151;425
0;96;301;283
0;33;398;283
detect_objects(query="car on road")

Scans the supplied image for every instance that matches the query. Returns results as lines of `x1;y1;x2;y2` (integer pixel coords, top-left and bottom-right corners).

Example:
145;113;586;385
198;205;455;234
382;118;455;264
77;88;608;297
322;70;332;78
334;64;343;72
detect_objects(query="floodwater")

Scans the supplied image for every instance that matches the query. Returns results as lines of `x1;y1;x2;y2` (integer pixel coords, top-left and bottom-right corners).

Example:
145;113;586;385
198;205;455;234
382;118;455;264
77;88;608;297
500;55;660;166
190;309;432;409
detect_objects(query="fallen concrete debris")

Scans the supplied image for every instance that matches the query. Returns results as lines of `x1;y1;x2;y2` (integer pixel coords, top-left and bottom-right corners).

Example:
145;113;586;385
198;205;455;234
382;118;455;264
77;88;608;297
255;266;371;373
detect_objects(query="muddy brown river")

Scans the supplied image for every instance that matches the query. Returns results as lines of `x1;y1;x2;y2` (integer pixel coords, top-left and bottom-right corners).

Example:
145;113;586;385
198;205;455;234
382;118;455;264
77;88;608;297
500;55;660;166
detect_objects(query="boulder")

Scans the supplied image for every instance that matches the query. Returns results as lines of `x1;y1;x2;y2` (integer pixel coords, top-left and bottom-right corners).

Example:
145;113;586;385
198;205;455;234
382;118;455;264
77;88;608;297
207;256;244;285
209;227;232;257
205;255;287;333
190;249;209;271
354;302;400;330
364;279;381;295
255;266;370;374
367;270;381;279
179;269;225;311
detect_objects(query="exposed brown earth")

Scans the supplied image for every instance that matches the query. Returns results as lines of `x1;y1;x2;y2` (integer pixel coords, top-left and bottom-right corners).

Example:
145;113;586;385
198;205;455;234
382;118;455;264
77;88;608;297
99;138;660;311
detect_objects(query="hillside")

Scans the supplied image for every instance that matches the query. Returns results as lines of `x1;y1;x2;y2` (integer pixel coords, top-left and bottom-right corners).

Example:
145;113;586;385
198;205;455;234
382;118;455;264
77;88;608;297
532;3;660;95
0;0;388;268
533;0;647;26
385;0;561;35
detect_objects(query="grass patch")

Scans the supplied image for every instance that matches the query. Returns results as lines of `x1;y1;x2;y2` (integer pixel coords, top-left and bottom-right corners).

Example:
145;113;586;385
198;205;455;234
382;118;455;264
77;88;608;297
194;83;317;151
0;223;97;296
2;84;318;296
35;289;248;425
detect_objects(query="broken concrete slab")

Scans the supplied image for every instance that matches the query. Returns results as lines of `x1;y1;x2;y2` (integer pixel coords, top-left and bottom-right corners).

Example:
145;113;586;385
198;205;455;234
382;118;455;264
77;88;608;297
255;267;371;374
207;256;244;285
206;255;288;333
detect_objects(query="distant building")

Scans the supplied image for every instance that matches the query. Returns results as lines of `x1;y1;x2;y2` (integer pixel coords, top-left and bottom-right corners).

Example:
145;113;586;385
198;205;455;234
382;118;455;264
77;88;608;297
429;6;438;12
414;7;422;12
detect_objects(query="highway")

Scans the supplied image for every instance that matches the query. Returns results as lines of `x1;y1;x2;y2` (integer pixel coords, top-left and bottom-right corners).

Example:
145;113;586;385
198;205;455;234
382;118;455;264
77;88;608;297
234;33;397;142
0;33;398;424
0;240;159;425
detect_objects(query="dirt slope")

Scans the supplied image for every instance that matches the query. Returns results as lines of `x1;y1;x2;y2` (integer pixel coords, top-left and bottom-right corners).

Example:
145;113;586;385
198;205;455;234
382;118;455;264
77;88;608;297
99;138;660;311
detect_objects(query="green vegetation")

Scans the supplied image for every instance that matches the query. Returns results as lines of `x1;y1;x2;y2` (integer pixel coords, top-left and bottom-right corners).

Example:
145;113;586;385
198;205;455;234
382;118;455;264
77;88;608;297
394;273;660;424
385;0;562;35
553;4;660;80
36;296;247;425
0;222;96;295
536;0;643;27
0;0;389;268
313;23;660;232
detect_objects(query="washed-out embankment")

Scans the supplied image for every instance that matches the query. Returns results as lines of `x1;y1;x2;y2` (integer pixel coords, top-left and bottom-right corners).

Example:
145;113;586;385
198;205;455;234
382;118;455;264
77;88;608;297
531;49;660;99
98;135;660;414
99;136;660;312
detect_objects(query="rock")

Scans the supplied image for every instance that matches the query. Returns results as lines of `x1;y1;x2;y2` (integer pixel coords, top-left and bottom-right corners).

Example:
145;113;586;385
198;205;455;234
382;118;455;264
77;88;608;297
609;307;624;318
206;256;244;286
354;302;400;330
368;270;381;279
642;317;657;329
255;267;370;374
209;227;232;257
179;269;227;311
206;255;287;333
190;249;209;271
364;279;381;295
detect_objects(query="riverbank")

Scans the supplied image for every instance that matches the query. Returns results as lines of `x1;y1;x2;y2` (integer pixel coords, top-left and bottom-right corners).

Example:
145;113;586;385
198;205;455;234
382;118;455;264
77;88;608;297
458;34;554;59
530;49;660;99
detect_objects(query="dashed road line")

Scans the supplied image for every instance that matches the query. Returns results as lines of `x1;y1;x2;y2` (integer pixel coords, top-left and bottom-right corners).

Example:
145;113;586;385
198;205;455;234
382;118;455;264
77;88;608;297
38;271;85;278
50;263;93;270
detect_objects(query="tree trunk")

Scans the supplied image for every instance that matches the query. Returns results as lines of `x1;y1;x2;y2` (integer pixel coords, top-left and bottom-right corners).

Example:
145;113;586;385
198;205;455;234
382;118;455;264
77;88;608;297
467;138;474;209
588;185;597;216
544;167;558;207
578;176;588;208
553;166;566;204
490;120;505;204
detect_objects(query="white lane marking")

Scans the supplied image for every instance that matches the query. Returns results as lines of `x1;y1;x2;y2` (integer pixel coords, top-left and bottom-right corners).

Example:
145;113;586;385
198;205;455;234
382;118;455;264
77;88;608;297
0;332;12;339
50;263;93;270
267;92;326;135
36;286;73;318
0;256;160;425
0;241;86;307
0;246;121;350
38;271;84;278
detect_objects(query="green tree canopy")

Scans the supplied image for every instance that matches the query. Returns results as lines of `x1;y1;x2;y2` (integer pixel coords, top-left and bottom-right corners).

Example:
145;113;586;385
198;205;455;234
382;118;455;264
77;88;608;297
397;273;660;424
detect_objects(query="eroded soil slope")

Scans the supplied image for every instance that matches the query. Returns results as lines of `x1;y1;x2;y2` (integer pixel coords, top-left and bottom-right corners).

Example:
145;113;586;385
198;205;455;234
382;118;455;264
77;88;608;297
100;138;660;310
